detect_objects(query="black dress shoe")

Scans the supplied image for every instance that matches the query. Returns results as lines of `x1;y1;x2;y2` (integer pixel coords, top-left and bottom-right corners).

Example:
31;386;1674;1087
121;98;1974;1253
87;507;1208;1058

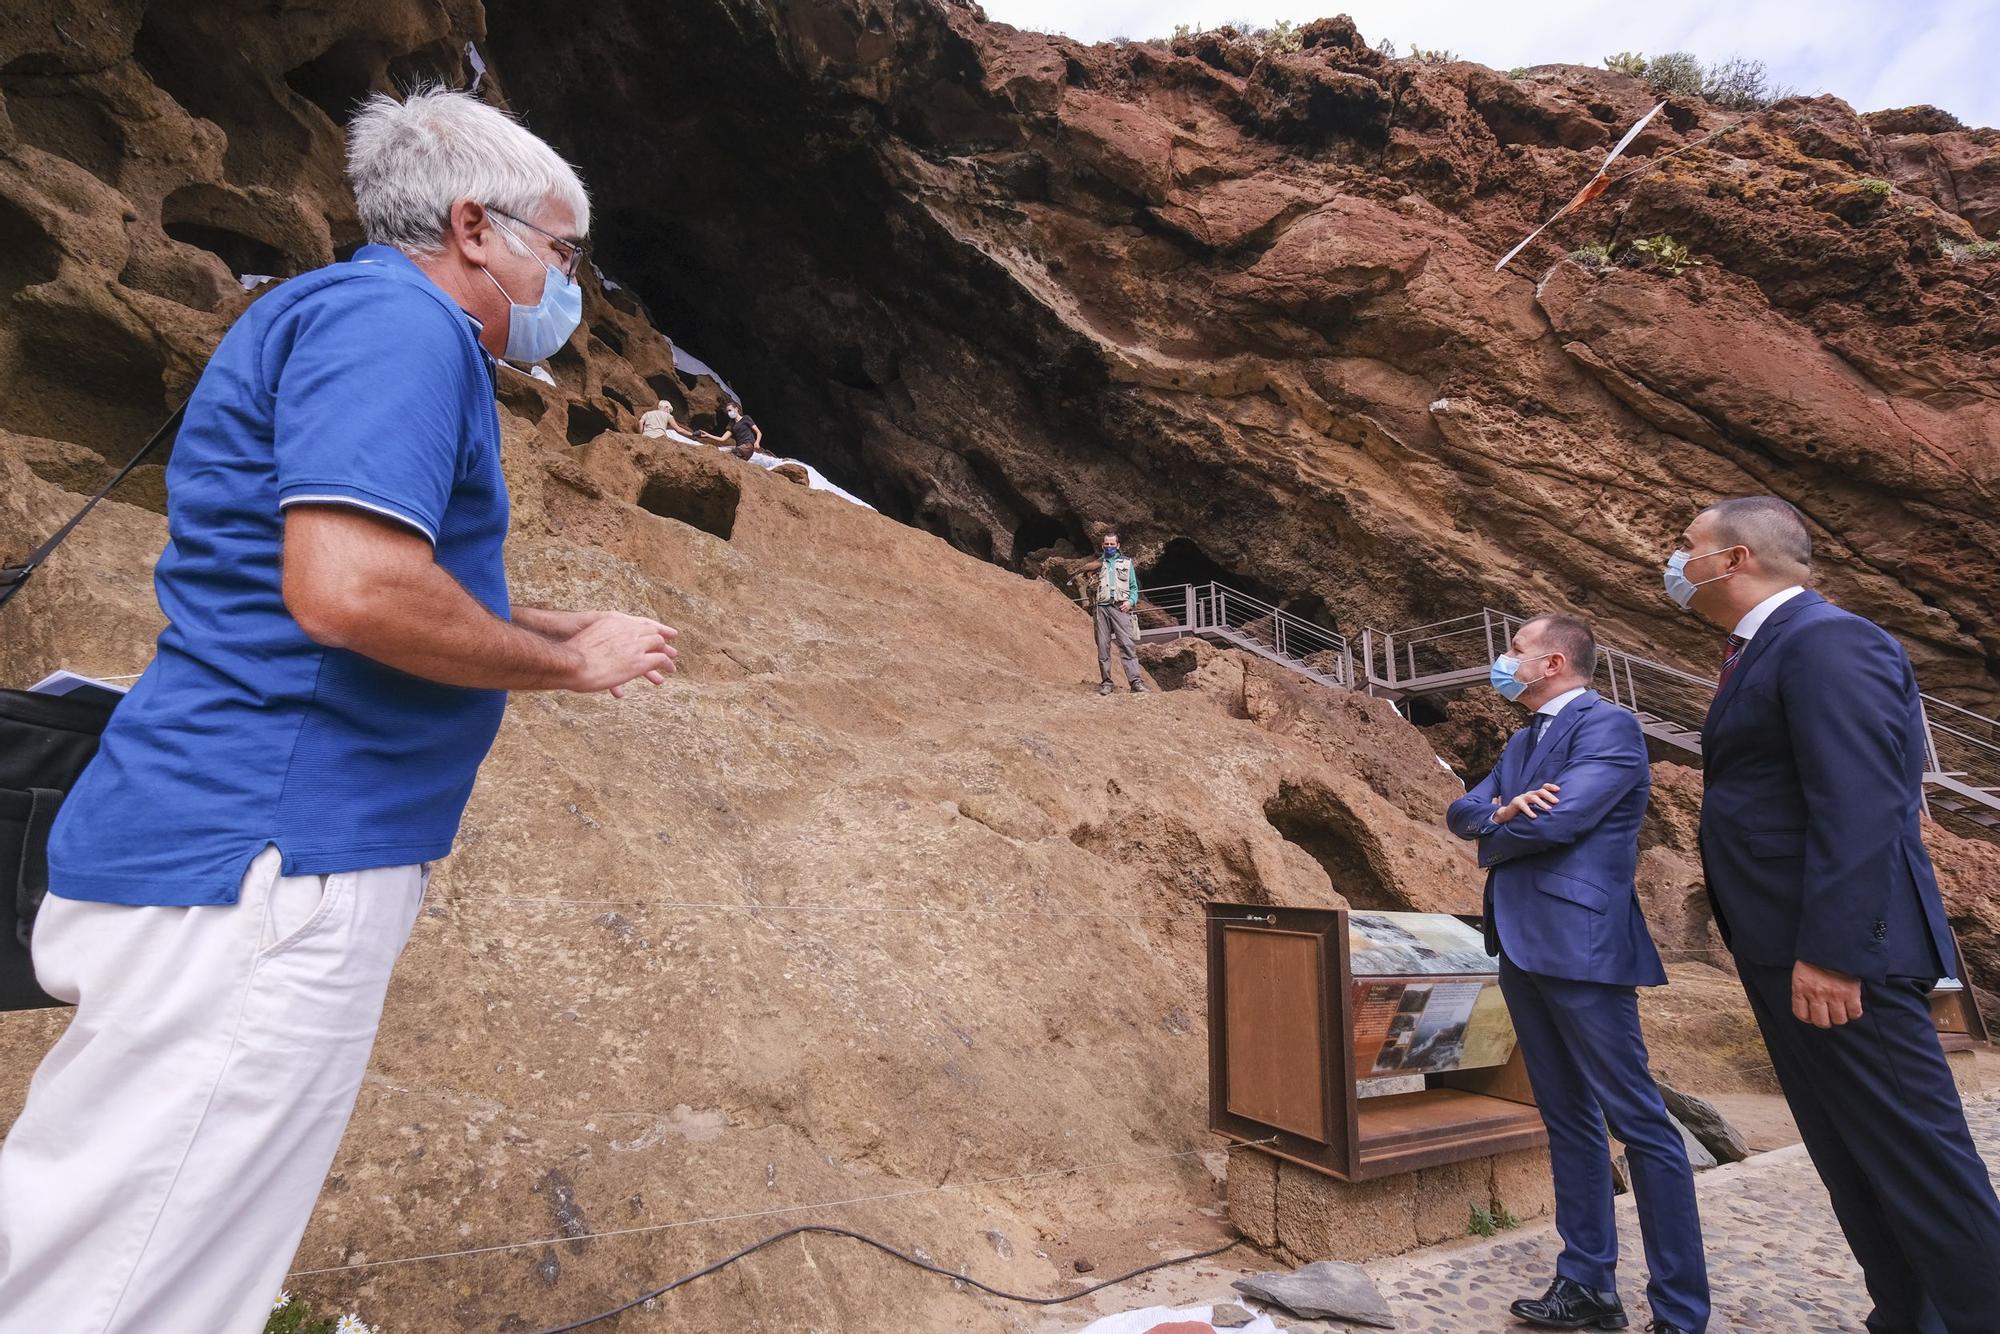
1510;1275;1629;1330
1648;1325;1694;1334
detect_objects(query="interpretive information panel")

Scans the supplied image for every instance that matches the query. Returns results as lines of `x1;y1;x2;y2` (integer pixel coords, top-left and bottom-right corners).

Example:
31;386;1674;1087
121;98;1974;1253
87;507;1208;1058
1352;977;1518;1077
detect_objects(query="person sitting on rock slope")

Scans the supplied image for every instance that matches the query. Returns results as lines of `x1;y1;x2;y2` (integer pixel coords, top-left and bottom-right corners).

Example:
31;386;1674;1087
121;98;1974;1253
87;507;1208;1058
640;397;681;439
700;400;762;459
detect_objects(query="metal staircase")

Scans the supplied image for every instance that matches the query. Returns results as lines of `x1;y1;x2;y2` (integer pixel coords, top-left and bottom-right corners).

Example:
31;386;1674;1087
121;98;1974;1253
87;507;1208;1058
1135;584;2000;843
1137;582;1356;689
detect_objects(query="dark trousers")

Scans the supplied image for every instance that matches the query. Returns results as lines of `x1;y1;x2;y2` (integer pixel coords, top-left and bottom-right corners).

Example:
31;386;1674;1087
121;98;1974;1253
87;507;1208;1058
1500;955;1710;1330
1738;963;2000;1334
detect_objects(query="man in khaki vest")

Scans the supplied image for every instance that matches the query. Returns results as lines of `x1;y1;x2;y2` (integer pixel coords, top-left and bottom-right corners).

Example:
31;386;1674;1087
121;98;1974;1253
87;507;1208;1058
1090;530;1146;696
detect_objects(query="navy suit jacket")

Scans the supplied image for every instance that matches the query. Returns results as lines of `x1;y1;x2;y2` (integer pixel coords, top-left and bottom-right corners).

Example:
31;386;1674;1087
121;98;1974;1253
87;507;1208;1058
1699;590;1956;981
1446;690;1667;987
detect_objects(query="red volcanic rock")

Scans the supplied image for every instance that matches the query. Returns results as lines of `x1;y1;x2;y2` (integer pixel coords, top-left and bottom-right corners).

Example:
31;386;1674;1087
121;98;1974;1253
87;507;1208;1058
479;0;1999;715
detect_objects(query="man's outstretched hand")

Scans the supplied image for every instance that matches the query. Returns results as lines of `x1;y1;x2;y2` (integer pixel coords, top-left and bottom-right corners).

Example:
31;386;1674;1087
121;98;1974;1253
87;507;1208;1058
1792;960;1864;1028
564;612;678;697
1492;783;1561;824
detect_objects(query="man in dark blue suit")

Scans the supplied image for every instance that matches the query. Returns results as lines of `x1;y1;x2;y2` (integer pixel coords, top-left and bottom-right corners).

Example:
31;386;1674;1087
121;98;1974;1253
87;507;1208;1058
1447;614;1707;1334
1671;496;2000;1334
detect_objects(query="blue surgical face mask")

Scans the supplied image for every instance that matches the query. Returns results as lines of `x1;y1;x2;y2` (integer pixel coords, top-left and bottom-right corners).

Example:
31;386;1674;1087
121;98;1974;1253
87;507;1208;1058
1663;547;1737;610
1103;544;1119;557
484;225;584;364
1489;653;1552;703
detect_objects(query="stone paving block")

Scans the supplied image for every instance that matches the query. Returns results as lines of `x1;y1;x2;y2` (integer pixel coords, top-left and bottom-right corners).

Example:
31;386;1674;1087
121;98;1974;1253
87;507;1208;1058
1274;1160;1418;1263
1228;1147;1281;1250
1488;1146;1557;1223
1360;1093;2000;1332
1412;1157;1492;1245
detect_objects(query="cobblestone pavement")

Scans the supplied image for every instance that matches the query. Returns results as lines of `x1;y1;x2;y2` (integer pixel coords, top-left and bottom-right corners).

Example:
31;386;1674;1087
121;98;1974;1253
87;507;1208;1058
1366;1093;2000;1333
1059;1093;1999;1334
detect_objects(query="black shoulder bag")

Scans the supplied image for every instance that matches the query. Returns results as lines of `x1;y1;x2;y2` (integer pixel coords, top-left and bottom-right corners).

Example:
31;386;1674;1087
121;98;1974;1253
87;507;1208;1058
0;403;184;1010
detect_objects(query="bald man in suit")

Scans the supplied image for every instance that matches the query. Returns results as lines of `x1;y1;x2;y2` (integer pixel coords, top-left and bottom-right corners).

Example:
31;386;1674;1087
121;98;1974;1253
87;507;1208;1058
1668;495;2000;1334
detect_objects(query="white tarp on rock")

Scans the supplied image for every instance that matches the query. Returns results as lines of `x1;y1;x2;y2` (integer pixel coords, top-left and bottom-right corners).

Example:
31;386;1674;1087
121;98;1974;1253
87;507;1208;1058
1076;1303;1285;1334
746;451;875;511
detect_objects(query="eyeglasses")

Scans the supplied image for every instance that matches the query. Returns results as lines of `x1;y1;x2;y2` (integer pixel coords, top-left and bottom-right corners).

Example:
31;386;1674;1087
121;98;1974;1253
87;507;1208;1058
490;208;588;279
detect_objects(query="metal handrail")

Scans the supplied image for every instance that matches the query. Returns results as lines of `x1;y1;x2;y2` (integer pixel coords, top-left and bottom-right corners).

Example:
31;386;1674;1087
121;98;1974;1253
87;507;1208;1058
1138;582;1353;688
1137;580;1999;838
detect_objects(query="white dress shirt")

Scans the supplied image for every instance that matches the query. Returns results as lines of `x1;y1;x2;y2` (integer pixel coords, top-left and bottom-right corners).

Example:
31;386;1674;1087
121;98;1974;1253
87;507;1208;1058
1536;685;1589;723
1732;585;1806;640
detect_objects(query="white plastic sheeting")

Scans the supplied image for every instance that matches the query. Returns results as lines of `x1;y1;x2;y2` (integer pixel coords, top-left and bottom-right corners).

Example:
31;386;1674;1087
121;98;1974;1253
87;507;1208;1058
1077;1302;1286;1334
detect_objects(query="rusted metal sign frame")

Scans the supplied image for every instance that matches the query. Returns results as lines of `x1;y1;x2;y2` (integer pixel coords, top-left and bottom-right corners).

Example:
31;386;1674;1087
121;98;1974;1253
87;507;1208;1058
1207;903;1356;1177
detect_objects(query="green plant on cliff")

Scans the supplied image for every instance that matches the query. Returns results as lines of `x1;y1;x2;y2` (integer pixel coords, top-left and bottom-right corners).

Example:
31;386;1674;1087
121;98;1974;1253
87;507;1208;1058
265;1294;377;1334
1643;51;1706;97
1701;55;1784;109
1264;19;1302;52
1605;50;1785;108
1857;176;1893;199
1170;18;1298;52
1631;233;1701;276
1943;238;2000;262
1567;242;1613;270
1407;45;1461;65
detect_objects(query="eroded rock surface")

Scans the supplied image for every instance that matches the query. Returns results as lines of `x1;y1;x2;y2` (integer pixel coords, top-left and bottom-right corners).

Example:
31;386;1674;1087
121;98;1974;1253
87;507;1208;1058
481;1;2000;709
2;5;1995;1330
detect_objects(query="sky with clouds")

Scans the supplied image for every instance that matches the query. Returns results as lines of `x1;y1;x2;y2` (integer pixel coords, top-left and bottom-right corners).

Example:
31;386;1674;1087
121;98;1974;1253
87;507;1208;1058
977;0;1998;129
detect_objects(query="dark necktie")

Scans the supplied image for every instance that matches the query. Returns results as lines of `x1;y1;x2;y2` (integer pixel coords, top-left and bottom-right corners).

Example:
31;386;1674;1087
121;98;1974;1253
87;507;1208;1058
1719;633;1747;687
1531;714;1550;748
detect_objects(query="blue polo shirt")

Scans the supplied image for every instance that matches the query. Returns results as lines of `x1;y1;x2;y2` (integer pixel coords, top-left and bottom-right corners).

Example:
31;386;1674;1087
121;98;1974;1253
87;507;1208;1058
47;245;512;906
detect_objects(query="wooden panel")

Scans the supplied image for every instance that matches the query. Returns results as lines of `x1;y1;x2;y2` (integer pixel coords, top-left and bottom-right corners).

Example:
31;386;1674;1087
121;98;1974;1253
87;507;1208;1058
1354;1088;1548;1178
1222;926;1328;1141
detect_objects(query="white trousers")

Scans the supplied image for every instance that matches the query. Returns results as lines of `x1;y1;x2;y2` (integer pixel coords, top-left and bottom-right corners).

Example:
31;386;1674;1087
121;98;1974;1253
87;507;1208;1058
0;846;426;1334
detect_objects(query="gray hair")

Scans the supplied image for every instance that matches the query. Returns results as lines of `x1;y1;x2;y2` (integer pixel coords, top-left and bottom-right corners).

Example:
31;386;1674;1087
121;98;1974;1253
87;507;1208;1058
346;86;590;257
1704;495;1811;574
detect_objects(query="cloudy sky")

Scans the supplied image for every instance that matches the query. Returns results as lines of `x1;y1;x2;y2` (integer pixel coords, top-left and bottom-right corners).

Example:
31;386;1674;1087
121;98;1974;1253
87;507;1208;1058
978;0;1998;129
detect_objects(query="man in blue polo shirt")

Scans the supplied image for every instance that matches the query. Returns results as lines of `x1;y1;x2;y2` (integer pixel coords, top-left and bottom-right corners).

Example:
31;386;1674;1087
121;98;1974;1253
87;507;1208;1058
0;89;678;1333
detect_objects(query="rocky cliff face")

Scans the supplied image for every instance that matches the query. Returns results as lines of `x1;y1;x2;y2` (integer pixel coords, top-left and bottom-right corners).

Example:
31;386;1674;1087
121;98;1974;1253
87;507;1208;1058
483;1;1999;708
2;3;1996;1329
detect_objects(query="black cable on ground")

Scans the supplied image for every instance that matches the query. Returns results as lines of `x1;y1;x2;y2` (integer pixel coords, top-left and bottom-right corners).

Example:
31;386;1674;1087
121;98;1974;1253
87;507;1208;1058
525;1225;1243;1332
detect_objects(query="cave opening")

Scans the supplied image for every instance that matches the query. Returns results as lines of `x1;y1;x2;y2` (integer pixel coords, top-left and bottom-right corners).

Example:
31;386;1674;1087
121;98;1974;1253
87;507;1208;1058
1264;781;1402;911
134;8;313;185
1012;514;1076;563
566;402;616;446
638;468;738;541
644;373;685;411
163;222;290;280
0;299;171;458
0;192;62;299
0;71;127;184
284;39;381;127
482;0;889;515
1142;537;1280;603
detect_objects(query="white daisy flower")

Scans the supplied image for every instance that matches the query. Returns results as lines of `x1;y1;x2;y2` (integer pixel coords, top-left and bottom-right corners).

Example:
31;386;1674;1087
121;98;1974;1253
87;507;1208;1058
270;1291;292;1314
333;1315;372;1334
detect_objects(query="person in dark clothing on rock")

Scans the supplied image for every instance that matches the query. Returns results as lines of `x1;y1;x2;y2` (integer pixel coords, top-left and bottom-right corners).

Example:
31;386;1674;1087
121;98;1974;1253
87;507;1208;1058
700;401;761;460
